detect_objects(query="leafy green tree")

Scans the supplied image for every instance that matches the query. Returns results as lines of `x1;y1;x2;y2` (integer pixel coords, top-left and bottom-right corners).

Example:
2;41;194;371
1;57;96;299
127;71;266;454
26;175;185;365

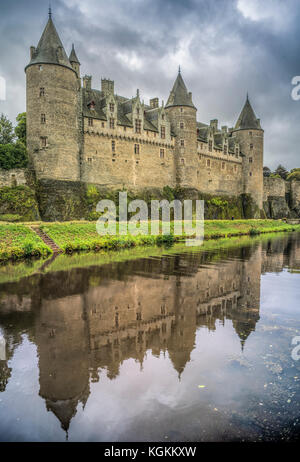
287;168;300;181
0;113;15;145
0;143;28;170
263;166;271;177
15;112;26;145
274;164;289;180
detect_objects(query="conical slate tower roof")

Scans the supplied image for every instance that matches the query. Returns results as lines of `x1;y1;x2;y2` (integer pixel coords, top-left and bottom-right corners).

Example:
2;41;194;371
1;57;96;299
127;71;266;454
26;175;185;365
69;44;80;64
165;69;195;108
235;95;262;130
26;14;73;71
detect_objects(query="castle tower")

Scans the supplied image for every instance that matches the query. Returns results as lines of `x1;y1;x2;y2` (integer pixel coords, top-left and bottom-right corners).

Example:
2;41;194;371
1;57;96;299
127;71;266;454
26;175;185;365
69;44;80;78
165;69;197;188
231;95;264;214
25;10;80;182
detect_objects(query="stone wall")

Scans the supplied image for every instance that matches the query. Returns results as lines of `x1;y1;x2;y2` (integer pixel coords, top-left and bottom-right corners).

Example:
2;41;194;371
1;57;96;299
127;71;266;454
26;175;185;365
0;169;27;187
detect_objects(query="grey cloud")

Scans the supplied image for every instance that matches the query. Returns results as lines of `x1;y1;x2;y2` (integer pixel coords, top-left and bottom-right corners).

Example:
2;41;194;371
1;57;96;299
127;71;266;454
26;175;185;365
0;0;299;169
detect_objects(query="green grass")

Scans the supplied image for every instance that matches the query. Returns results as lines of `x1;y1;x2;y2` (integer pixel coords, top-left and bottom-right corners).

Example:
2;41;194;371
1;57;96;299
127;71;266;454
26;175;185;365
0;223;51;262
0;219;299;264
40;219;300;254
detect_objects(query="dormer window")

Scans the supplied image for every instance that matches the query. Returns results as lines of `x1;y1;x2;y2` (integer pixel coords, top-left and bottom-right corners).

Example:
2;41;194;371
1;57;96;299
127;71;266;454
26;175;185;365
41;114;46;124
161;126;166;139
136;107;140;116
180;139;185;147
39;87;45;97
162;114;165;120
209;140;213;152
224;144;227;154
250;143;254;150
88;118;93;127
109;103;114;112
88;101;96;110
181;122;185;129
110;118;115;129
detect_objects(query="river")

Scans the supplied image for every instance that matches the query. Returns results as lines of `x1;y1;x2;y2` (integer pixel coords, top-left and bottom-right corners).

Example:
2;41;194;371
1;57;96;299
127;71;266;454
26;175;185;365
0;232;300;441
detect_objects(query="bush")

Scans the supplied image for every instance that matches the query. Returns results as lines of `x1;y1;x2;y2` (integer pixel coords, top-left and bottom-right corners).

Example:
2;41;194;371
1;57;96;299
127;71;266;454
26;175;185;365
0;214;22;222
0;143;28;170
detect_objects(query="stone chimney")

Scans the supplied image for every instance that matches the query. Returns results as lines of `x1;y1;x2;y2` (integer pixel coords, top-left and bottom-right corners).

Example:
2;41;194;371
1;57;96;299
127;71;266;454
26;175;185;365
150;98;159;109
83;75;92;90
101;78;114;95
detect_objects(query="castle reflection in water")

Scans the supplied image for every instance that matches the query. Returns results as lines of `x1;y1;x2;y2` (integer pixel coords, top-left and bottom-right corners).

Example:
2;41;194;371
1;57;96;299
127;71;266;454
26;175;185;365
0;234;300;432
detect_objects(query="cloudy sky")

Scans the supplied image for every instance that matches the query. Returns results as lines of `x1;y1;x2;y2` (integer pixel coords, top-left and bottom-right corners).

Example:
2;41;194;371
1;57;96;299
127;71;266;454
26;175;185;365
0;0;299;170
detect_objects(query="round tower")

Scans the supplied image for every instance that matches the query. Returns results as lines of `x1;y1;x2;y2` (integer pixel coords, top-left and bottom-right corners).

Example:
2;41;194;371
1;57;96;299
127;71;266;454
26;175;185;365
165;69;197;189
25;11;80;182
231;95;264;215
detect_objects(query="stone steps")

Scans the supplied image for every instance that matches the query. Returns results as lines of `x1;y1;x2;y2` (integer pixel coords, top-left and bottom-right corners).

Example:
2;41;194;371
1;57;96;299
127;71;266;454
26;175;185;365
30;227;62;254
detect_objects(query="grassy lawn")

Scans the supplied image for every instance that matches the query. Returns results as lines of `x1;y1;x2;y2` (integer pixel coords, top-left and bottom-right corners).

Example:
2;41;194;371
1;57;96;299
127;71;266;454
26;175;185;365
0;219;299;263
0;223;51;262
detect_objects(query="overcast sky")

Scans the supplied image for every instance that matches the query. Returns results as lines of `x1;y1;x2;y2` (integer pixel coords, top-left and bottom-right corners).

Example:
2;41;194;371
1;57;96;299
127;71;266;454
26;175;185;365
0;0;299;170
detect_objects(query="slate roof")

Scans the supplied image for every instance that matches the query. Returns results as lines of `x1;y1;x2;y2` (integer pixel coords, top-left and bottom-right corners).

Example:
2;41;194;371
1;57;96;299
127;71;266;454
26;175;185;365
235;95;262;130
165;71;195;109
25;17;74;72
69;44;80;64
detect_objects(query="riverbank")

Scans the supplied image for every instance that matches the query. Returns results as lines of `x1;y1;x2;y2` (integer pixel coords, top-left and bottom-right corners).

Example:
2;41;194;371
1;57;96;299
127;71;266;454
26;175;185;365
1;219;300;263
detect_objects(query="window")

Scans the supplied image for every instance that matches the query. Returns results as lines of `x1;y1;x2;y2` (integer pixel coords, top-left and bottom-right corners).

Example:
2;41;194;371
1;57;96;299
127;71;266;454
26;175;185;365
180;108;183;113
224;144;227;154
39;87;45;97
234;165;237;172
161;126;166;139
136;108;140;116
40;136;47;147
181;158;185;164
162;114;165;120
180;139;185;147
207;159;211;167
134;144;140;155
250;143;253;150
112;140;115;152
88;118;93;127
160;149;165;159
110;118;115;129
249;172;252;176
88;157;92;163
123;126;126;131
249;157;253;163
222;161;225;170
180;122;184;129
109;103;114;112
235;148;239;157
101;122;105;128
135;119;141;134
39;65;43;71
249;131;253;136
41;114;46;124
209;140;213;152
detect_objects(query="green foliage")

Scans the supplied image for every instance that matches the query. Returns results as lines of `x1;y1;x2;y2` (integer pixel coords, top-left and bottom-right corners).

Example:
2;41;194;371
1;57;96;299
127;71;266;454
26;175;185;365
270;173;281;179
15;112;26;145
274;164;289;180
0;223;51;262
0;214;22;222
287;169;300;181
0;185;40;221
0;113;15;144
0;143;28;170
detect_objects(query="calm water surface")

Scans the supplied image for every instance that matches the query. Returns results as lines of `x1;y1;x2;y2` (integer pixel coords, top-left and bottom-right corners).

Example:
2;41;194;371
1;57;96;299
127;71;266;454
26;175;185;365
0;233;300;442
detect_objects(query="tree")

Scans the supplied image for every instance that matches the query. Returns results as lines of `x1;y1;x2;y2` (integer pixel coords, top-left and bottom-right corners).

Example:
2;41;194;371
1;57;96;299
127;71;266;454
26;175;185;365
0;113;15;145
0;143;28;170
275;164;289;180
15;112;26;146
287;169;300;181
263;166;271;177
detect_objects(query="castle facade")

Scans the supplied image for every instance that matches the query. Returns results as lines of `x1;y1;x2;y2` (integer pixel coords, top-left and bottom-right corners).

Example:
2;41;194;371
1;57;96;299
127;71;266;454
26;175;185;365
25;12;264;211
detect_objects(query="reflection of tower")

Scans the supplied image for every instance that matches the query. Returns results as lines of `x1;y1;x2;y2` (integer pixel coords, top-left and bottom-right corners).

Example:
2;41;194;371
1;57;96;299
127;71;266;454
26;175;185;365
167;275;196;378
35;294;90;432
232;243;262;350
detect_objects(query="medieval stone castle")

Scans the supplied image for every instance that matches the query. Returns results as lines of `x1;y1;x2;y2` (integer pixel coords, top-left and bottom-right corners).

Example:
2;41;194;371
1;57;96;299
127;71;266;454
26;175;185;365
25;11;265;213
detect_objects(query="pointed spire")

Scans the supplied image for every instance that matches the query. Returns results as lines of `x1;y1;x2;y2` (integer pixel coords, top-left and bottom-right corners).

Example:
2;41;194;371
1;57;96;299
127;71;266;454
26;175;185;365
165;70;195;109
25;12;74;72
69;43;80;64
234;94;262;130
